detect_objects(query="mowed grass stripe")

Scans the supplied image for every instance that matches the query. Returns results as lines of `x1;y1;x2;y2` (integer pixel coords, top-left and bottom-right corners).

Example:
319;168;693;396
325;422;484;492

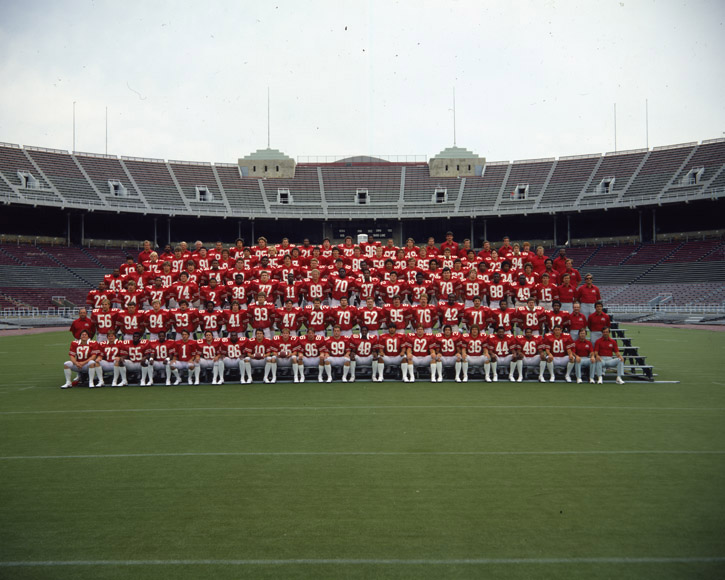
2;450;725;460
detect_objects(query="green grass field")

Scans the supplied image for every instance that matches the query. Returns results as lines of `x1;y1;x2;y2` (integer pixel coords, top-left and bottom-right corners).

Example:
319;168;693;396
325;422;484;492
0;325;724;579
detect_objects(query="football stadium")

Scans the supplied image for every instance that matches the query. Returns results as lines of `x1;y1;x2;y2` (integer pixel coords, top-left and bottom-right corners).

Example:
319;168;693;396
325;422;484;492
1;2;724;579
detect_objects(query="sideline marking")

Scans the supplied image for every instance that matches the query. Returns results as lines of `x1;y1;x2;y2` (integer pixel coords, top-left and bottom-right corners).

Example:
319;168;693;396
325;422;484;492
0;404;721;416
0;556;723;567
1;450;723;461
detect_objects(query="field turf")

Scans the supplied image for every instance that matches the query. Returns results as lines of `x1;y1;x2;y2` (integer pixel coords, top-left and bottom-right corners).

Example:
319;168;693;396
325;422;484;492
0;325;724;579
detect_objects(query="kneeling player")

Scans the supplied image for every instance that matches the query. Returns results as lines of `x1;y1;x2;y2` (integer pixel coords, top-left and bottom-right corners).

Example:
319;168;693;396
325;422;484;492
62;329;100;388
406;325;439;382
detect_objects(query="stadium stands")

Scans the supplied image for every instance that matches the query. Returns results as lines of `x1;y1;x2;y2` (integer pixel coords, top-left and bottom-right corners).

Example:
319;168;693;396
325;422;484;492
75;151;148;210
121;157;189;212
623;143;696;202
538;154;600;209
459;161;508;213
497;158;554;212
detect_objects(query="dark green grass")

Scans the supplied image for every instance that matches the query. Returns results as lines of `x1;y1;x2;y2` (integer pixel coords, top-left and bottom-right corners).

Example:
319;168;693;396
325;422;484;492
0;326;724;579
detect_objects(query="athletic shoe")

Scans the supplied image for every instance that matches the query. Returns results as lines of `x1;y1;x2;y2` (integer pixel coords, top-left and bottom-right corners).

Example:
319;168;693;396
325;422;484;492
218;379;224;385
173;377;181;385
293;375;299;383
455;377;461;383
485;375;491;383
509;375;516;382
111;381;118;387
402;376;409;383
299;375;305;383
188;378;193;385
89;382;95;388
517;376;523;383
318;377;324;383
576;378;582;384
342;376;348;382
349;377;355;383
565;375;571;383
616;377;625;384
120;380;128;387
437;375;443;382
589;378;595;384
263;377;270;384
211;378;218;385
194;378;200;385
165;379;171;386
597;377;603;384
549;376;556;382
60;382;71;389
492;374;498;382
97;381;104;387
462;376;468;383
326;375;332;383
539;376;546;383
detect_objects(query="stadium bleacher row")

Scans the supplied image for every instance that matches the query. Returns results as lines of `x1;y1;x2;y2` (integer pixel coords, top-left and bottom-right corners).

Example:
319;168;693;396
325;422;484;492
0;239;723;310
1;138;724;218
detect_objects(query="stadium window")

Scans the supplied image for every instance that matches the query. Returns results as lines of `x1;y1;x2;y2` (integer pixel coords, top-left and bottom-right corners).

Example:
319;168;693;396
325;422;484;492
108;180;128;197
432;188;448;204
17;170;39;189
681;166;704;186
355;188;369;205
277;188;292;204
445;165;448;171
196;185;213;202
456;165;460;171
276;165;279;172
512;184;529;200
596;177;615;195
468;164;471;171
264;165;268;172
253;165;256;172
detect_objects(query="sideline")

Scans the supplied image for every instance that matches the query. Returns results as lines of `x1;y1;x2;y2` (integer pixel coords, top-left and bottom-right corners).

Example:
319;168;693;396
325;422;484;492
0;326;67;337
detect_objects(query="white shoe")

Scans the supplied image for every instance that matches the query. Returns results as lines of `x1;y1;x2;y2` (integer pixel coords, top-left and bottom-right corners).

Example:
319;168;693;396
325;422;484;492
342;376;348;382
111;381;118;387
211;378;218;385
318;377;324;383
509;375;516;382
455;377;461;383
240;377;246;384
293;375;299;383
60;382;71;389
616;377;625;384
565;375;571;383
589;378;595;384
89;382;95;388
462;375;468;382
437;375;443;382
402;376;409;383
188;378;193;385
120;380;128;387
194;378;199;385
326;375;332;383
218;378;224;385
549;376;555;382
430;376;436;383
270;377;276;384
97;381;105;387
539;376;546;383
492;374;498;382
517;376;523;382
174;377;181;385
349;376;355;383
263;377;270;384
485;375;491;383
577;378;582;384
299;374;305;383
597;377;603;384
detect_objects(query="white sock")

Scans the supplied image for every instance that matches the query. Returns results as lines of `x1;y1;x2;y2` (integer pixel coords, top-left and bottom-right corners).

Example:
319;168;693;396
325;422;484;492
244;361;252;381
462;361;469;379
484;362;490;379
408;363;415;381
212;364;219;383
113;366;120;383
64;367;72;383
270;361;277;380
491;361;497;376
292;362;299;379
547;362;554;377
342;364;350;380
349;360;356;380
217;360;225;381
194;365;201;382
455;361;461;380
173;368;181;381
318;366;324;380
516;360;523;378
140;366;148;384
377;362;384;380
566;362;574;377
120;366;127;382
325;363;332;379
539;360;546;377
436;361;442;379
371;360;379;380
509;361;515;377
264;362;271;380
401;362;408;380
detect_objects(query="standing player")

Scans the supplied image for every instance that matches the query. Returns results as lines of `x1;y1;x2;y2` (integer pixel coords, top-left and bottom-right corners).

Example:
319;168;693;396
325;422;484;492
303;297;331;337
438;293;465;333
516;298;546;336
358;296;385;333
275;298;305;336
247;292;276;338
463;296;491;333
329;296;358;336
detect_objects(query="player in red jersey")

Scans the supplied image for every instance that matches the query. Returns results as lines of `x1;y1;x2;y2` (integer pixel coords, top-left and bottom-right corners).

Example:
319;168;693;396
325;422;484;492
117;279;146;310
222;301;247;336
226;273;251;308
117;302;144;340
303;297;331;336
576;273;601;319
243;328;277;383
384;295;411;332
490;299;515;333
538;326;575;383
405;325;440;382
355;270;380;305
408;272;433;305
487;326;519;382
198;330;224;384
571;329;596;384
557;272;577;312
69;307;96;340
199;277;227;309
375;326;407;382
435;268;459;302
459;325;489;382
146;330;174;385
379;271;407;305
325;325;353;382
511;274;534;308
278;273;306;307
273;328;302;382
435;325;463;382
438;293;465;332
104;268;125;298
330;296;358;336
96;332;124;386
411;293;438;334
61;329;100;388
545;300;571;334
486;272;510;307
328;268;356;307
349;326;378;381
169;329;200;385
296;327;329;383
358;296;385;332
275;299;304;336
594;327;625;384
461;269;485;307
169;271;199;308
198;301;225;338
219;331;245;384
169;300;199;339
144;277;169;309
302;269;329;305
142;300;170;340
513;328;543;382
86;280;115;310
516;298;546;336
463;296;491;333
91;299;119;342
247;292;276;338
118;331;152;386
587;301;611;345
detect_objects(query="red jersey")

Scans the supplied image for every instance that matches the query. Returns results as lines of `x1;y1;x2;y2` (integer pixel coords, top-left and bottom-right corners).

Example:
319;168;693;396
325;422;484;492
407;333;439;356
69;340;99;362
573;339;594;358
535;283;558;304
569;311;588;332
169;281;199;304
98;340;124;362
91;308;119;336
303;306;330;332
377;332;407;356
435;278;459;300
297;334;327;358
303;279;329;302
461;333;488;356
143;309;171;334
408;280;434;304
117;288;146;309
86;289;115;310
272;335;298;358
438;302;465;327
220;336;245;359
411;304;438;329
358;305;385;331
170;307;199;334
486;281;509;304
510;282;533;304
328;275;356;301
144;285;169;307
435;332;461;357
490;307;515;332
461;279;486;302
222;309;247;334
326;335;350;358
198;310;225;333
199;285;226;308
356;277;380;302
198;338;222;360
576;284;601;305
379;280;408;304
275;306;304;332
246;337;274;358
463;305;491;330
247;302;276;330
69;317;96;340
517;334;543;358
174;338;199;362
147;338;175;361
226;280;252;305
546;310;571;331
349;334;378;358
587;311;611;332
277;280;306;305
330;305;358;331
117;309;144;335
103;274;125;294
540;333;575;357
384;304;411;331
123;339;149;363
516;306;546;332
488;333;518;357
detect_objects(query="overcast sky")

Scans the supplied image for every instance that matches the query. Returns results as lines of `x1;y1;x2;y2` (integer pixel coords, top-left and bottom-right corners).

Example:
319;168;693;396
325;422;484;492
1;0;723;163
